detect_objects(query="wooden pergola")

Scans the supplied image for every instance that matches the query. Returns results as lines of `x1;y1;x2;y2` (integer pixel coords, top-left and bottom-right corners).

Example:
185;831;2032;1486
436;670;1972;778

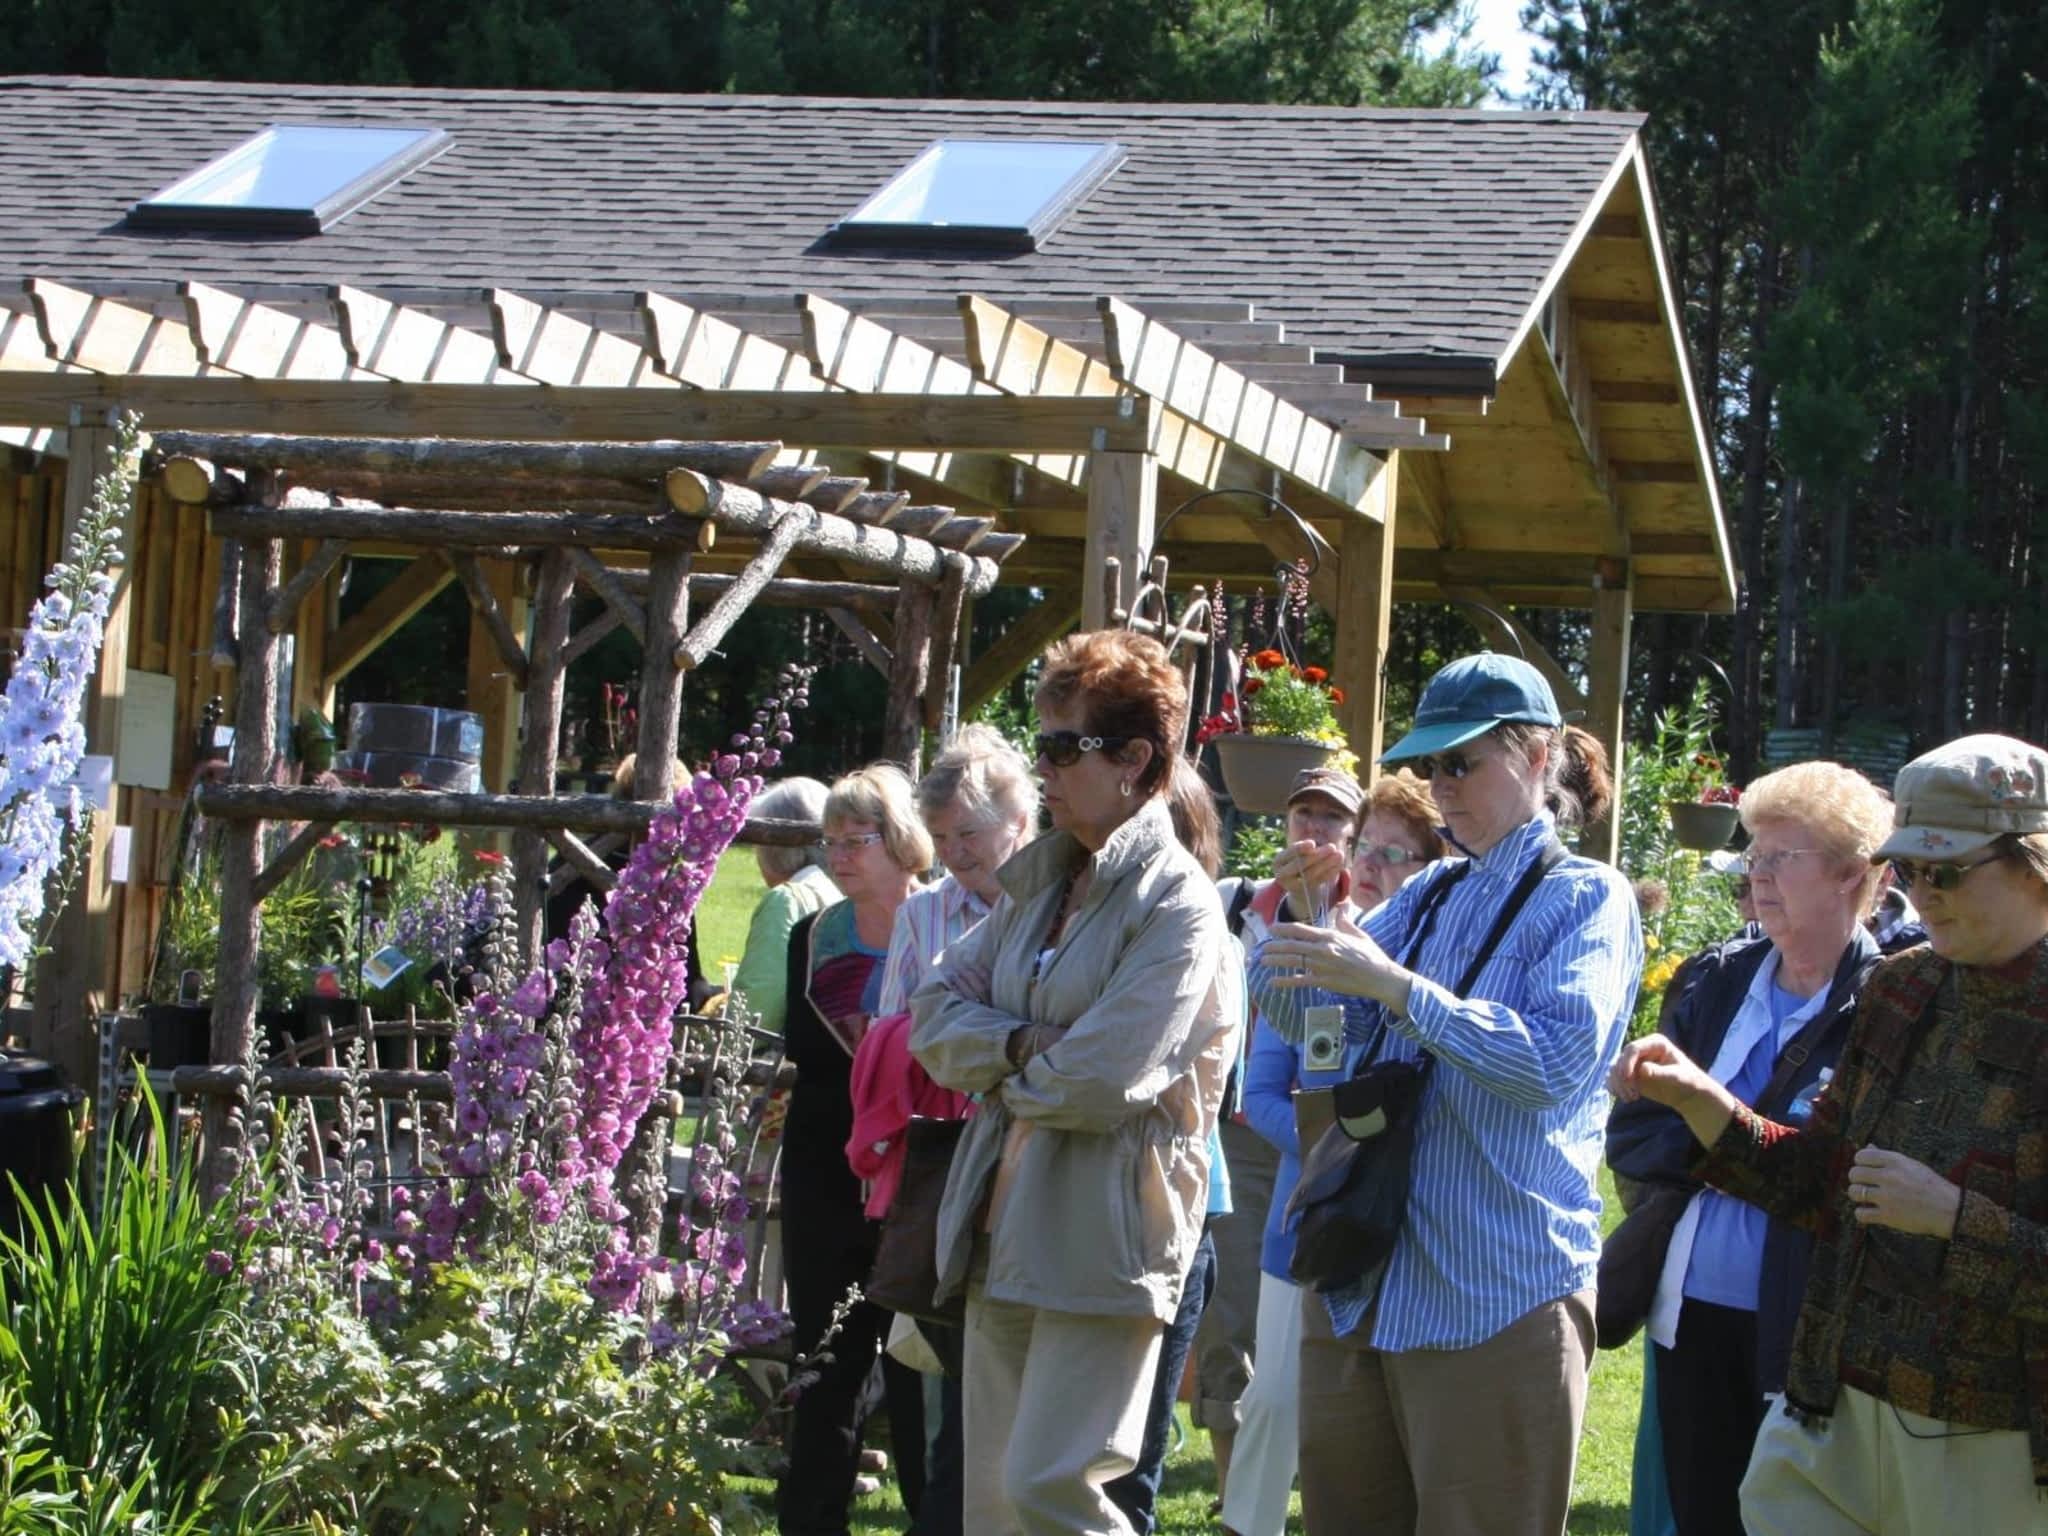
2;207;1729;1083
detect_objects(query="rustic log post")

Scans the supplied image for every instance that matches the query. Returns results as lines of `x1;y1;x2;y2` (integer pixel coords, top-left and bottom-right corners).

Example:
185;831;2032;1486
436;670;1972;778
512;550;575;963
883;581;935;773
204;492;284;1196
674;508;815;671
923;556;970;732
621;546;692;1249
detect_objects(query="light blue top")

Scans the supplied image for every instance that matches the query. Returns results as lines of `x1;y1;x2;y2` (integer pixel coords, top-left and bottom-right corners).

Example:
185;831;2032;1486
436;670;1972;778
1682;963;1826;1310
1242;1013;1349;1277
1249;813;1643;1350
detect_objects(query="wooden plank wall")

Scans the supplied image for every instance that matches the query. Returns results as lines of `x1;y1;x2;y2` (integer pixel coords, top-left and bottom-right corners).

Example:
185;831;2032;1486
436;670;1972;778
1;462;232;1008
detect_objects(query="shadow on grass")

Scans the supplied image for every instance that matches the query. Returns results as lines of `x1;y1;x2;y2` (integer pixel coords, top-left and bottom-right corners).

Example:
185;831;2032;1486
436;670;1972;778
1568;1497;1634;1535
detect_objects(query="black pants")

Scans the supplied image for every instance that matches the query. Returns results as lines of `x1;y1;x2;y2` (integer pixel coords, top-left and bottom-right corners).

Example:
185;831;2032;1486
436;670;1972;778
1106;1223;1218;1534
1654;1298;1769;1536
777;1168;928;1536
913;1323;967;1536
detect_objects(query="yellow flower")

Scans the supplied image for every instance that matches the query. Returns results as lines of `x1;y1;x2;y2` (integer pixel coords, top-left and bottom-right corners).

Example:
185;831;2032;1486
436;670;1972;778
1645;933;1663;953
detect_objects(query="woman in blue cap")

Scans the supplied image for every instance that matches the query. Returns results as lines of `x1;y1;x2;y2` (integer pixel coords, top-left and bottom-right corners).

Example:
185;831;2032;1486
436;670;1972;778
1254;652;1643;1536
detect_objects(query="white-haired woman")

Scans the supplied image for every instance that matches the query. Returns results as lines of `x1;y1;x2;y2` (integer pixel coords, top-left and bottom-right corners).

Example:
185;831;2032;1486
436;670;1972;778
1608;761;1894;1536
729;775;835;1034
1612;735;2048;1535
778;765;935;1536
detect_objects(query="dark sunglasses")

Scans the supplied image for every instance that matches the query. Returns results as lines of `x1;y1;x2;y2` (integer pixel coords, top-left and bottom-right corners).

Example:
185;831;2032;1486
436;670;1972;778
1891;848;2006;892
1409;750;1482;782
1033;730;1130;768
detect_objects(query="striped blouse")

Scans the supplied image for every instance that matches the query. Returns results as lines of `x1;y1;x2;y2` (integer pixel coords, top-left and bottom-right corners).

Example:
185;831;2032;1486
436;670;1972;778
878;875;990;1018
1250;813;1642;1350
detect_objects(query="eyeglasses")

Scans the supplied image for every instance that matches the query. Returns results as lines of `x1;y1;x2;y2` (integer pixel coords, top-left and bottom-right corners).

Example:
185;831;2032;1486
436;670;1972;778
1409;750;1482;782
1356;843;1425;868
1739;848;1826;878
1891;848;2006;892
1033;731;1129;768
821;832;885;855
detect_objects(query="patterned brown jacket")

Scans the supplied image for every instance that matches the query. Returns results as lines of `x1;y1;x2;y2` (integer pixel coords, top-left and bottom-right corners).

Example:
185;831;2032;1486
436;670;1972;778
1700;936;2048;1484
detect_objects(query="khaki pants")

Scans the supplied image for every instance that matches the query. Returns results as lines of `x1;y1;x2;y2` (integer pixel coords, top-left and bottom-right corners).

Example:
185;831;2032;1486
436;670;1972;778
1741;1385;2046;1535
963;1285;1163;1536
1296;1287;1595;1536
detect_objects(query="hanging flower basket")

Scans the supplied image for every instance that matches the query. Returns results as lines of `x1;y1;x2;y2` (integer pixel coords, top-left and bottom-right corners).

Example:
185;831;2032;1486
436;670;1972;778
1668;800;1741;851
1212;734;1336;816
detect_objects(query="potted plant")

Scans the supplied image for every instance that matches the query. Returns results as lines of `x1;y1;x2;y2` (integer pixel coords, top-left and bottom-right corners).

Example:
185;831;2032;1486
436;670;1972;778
143;863;221;1066
1668;757;1743;851
1197;649;1354;815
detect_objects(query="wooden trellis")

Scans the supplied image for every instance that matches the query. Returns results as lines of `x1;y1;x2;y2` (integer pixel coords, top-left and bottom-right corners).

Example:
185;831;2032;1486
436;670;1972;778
155;429;1030;1208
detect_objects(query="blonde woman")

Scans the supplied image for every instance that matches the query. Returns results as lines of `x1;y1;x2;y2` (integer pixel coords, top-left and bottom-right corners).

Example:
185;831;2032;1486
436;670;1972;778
1608;761;1894;1536
777;764;935;1536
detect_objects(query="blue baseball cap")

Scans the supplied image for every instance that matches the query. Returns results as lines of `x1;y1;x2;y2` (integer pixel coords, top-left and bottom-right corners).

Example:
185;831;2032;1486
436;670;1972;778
1380;653;1562;764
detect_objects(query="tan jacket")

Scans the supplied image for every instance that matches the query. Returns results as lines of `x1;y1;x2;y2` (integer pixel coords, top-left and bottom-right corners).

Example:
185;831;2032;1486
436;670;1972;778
910;796;1236;1321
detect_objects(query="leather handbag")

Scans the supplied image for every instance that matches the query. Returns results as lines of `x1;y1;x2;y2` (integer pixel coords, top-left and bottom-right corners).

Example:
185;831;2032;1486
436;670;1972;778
1594;1182;1691;1349
864;1115;968;1326
1285;839;1567;1296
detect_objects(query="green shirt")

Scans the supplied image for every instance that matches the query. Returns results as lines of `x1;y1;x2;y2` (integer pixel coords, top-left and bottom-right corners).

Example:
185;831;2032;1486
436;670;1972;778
730;864;839;1034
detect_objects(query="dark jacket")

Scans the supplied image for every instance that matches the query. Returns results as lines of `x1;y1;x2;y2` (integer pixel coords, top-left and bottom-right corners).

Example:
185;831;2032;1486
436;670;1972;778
1607;926;1882;1391
779;904;867;1208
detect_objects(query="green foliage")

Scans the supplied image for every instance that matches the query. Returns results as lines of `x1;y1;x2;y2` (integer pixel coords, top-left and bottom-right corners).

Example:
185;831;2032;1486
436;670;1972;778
149;855;220;1003
0;1088;268;1529
1620;682;1743;1036
222;1263;765;1534
256;856;350;1007
1223;817;1286;881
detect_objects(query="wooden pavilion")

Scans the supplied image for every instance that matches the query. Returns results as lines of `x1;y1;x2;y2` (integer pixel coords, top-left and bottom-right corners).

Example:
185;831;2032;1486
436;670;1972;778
0;76;1732;1084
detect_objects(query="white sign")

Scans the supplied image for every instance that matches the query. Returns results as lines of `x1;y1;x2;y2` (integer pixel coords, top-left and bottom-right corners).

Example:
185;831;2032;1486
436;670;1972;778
116;670;177;790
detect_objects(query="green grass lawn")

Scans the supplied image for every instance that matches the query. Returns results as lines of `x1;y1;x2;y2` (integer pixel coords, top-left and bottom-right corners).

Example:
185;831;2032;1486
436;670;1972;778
694;855;1645;1533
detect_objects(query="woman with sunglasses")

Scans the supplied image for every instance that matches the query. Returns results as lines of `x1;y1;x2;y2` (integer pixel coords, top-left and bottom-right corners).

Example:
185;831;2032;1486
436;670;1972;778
1606;762;1893;1536
1221;768;1444;1536
1251;652;1642;1536
911;630;1237;1535
1612;734;2048;1534
778;764;935;1536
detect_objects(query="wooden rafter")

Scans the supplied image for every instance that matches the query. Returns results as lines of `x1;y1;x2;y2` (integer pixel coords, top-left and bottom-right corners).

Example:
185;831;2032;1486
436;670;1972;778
490;289;680;389
321;551;457;690
960;589;1082;716
448;550;533;688
565;546;649;645
181;282;381;382
332;285;537;385
638;291;827;391
674;506;817;670
27;278;224;376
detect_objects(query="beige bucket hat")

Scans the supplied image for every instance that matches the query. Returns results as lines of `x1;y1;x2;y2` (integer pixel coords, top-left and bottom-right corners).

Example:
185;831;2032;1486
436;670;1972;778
1874;733;2048;861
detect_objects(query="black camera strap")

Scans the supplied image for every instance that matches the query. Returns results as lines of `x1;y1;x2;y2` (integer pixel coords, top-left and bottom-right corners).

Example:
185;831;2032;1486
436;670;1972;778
1354;836;1569;1070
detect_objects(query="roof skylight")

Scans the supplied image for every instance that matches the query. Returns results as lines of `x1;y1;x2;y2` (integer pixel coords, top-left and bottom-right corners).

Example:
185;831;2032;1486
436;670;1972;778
831;139;1125;252
128;124;451;236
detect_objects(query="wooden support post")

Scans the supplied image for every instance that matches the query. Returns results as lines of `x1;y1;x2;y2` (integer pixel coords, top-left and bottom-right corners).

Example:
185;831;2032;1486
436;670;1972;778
566;546;648;646
265;537;348;634
1335;458;1400;773
827;607;892;675
923;557;970;731
960;590;1082;718
204;515;283;1194
447;551;531;689
464;556;528;796
633;549;692;800
883;583;935;773
622;548;691;1249
1082;452;1156;630
512;551;574;962
321;550;456;693
31;423;123;1089
1584;564;1634;865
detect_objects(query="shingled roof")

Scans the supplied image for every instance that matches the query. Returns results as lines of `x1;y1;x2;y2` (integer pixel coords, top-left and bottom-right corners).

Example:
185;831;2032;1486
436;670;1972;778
0;75;1643;375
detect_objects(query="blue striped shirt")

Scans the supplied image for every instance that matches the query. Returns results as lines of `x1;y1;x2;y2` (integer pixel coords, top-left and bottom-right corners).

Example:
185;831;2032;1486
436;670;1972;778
1249;813;1643;1350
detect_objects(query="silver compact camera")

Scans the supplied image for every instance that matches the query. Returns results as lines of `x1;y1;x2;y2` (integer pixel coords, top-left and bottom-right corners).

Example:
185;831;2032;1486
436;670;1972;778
1302;1004;1346;1071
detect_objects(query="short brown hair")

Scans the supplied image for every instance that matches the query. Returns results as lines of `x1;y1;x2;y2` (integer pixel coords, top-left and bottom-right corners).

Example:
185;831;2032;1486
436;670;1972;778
1367;769;1448;860
1035;630;1188;798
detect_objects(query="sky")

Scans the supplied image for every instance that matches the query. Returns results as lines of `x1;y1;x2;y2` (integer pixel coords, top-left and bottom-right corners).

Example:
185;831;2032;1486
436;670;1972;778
1430;0;1550;105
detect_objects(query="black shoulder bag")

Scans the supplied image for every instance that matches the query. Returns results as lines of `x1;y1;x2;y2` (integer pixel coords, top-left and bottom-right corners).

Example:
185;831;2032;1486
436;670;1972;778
1286;838;1568;1295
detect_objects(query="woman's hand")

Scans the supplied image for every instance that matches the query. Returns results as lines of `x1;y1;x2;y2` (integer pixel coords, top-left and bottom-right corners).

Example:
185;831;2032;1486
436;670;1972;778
1263;916;1411;1012
1609;1035;1740;1148
1272;840;1347;918
1847;1146;1963;1239
1005;1022;1068;1071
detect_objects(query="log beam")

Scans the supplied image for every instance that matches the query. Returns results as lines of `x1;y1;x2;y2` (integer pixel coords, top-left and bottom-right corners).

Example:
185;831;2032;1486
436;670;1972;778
961;590;1082;718
923;557;970;732
1584;568;1635;865
191;785;822;844
265;536;349;634
827;607;892;675
513;550;575;960
884;583;936;773
675;508;816;671
320;551;456;690
447;550;532;689
565;545;648;646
